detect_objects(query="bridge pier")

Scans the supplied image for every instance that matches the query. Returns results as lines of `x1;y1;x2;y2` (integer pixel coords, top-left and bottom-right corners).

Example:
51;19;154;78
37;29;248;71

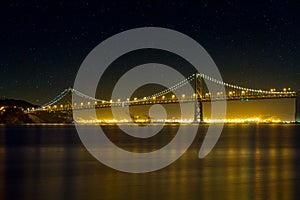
296;91;300;123
194;73;204;123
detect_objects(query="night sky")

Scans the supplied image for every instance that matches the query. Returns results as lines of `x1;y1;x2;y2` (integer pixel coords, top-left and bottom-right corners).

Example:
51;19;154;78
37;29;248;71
0;1;299;104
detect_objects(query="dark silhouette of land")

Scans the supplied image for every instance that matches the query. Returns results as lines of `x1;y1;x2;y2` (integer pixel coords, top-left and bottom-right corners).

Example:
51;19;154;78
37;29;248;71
0;99;71;124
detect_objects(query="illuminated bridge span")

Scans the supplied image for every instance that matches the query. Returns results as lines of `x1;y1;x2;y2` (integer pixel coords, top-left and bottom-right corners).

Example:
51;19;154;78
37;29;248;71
26;73;297;122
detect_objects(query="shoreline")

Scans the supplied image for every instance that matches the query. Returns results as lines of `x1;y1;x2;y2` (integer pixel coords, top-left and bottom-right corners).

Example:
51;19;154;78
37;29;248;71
0;121;299;126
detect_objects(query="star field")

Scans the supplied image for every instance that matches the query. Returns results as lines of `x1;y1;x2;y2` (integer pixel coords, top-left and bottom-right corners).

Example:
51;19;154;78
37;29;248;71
0;1;299;104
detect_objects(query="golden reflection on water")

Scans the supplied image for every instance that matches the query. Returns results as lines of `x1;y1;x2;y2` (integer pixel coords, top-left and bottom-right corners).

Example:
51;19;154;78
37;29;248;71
253;125;294;200
1;125;299;200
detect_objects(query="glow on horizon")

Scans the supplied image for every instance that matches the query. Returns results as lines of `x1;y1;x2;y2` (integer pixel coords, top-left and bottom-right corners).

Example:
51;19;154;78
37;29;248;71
73;117;290;124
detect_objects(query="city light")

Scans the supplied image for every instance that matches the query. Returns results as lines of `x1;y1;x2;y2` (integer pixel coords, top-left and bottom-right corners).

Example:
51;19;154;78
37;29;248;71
71;117;290;124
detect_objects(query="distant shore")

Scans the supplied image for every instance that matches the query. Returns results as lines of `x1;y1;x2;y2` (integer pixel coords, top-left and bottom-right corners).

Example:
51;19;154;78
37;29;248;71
0;121;299;126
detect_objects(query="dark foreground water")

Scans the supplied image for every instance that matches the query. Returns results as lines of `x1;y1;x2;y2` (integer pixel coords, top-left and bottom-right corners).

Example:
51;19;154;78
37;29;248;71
0;124;300;200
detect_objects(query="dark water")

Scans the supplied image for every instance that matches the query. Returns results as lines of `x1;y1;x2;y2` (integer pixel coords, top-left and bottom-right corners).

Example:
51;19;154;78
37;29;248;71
1;124;300;200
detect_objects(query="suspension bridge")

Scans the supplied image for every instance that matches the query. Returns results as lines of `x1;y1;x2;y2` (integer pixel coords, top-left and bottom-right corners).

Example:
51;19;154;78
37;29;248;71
25;73;298;123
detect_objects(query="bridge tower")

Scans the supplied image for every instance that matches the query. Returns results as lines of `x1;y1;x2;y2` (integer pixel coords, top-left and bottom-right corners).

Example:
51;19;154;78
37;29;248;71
296;91;300;123
194;73;204;123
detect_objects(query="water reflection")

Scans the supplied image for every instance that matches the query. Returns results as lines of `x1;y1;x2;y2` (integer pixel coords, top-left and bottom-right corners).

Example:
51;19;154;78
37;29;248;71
1;124;300;200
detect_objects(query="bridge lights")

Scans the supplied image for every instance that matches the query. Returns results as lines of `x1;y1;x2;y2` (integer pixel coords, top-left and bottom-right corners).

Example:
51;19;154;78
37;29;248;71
162;96;165;100
182;94;185;99
172;95;175;99
80;102;83;106
134;97;137;101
